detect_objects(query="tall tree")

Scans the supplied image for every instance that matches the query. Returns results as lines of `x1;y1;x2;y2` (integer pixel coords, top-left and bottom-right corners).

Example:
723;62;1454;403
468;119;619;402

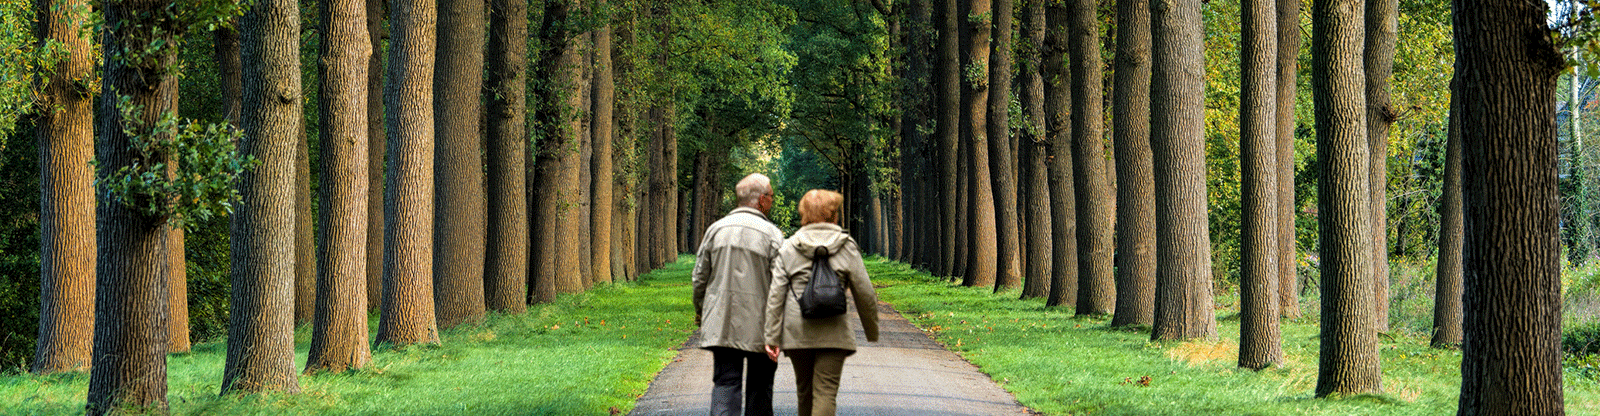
961;0;999;289
591;0;615;286
1149;0;1216;341
434;0;488;328
306;0;374;374
365;0;387;312
88;1;179;411
1018;0;1052;300
1070;0;1114;315
1431;76;1463;349
32;0;96;375
295;120;315;326
902;0;935;272
1312;0;1381;395
165;162;188;353
988;0;1021;291
223;0;303;394
936;0;960;278
1275;0;1301;319
612;3;639;282
1364;0;1398;334
1454;0;1565;411
376;0;441;347
1043;0;1078;308
1110;0;1155;327
486;0;529;313
533;0;587;302
1238;0;1282;370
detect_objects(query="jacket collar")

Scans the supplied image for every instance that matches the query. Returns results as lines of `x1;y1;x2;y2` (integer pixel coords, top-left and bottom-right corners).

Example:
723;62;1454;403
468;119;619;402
729;206;770;221
799;222;843;233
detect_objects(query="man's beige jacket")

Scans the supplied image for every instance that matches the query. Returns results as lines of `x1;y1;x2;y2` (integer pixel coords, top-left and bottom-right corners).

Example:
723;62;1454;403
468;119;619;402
692;207;785;353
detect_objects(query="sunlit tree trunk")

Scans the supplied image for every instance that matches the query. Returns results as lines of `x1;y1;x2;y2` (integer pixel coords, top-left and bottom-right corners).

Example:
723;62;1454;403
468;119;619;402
1017;0;1052;300
434;0;488;328
1111;0;1155;328
32;0;96;375
306;0;374;374
936;0;960;278
591;0;615;285
1312;0;1380;394
961;0;999;289
376;0;441;347
533;0;586;302
1149;0;1216;341
1043;1;1077;307
1455;0;1565;411
1364;0;1397;334
365;0;387;312
224;0;304;394
1070;0;1113;315
295;117;315;327
1431;76;1463;349
988;0;1021;291
1275;0;1302;319
1239;0;1282;369
486;0;529;313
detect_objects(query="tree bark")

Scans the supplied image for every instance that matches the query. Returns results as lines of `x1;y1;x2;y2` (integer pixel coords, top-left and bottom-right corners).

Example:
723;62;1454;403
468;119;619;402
166;192;188;353
591;0;615;286
533;0;587;302
901;0;934;271
1017;0;1051;300
1239;0;1282;369
936;0;961;278
1312;0;1381;395
1070;0;1114;315
1043;1;1077;307
986;0;1020;291
1275;0;1302;319
961;0;998;289
1111;0;1155;328
224;0;304;394
1454;0;1566;411
613;6;639;281
1431;76;1463;349
32;0;96;375
1364;0;1397;334
295;115;316;327
1149;0;1217;341
365;0;387;312
376;0;441;347
486;0;529;313
306;0;374;374
433;0;488;328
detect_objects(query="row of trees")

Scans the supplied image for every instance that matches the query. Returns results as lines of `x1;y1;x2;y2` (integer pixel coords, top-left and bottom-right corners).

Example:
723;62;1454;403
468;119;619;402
12;0;798;413
762;0;1567;412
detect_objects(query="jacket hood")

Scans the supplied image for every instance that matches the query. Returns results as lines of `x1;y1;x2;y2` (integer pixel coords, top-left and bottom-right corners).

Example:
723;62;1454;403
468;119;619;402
791;222;851;259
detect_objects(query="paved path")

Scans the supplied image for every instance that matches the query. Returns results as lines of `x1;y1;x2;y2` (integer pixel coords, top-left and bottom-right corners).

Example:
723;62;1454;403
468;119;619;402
629;301;1038;416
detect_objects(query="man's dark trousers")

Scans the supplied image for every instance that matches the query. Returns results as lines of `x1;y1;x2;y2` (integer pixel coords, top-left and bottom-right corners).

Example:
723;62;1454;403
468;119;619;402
709;347;776;416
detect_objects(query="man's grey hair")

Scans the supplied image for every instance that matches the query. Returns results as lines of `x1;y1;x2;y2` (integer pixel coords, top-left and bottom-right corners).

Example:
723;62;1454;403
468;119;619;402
735;173;772;207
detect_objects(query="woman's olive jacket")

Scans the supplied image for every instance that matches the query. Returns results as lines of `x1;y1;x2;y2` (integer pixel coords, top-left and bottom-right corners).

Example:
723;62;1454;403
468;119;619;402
763;222;879;352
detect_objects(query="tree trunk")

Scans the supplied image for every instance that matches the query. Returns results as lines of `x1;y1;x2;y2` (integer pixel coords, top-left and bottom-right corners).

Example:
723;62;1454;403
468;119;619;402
295;116;316;327
88;13;176;408
377;0;441;347
33;0;96;375
986;0;1021;291
577;29;595;289
900;0;932;269
936;0;961;278
1364;0;1397;334
1015;0;1050;300
1275;0;1302;319
434;0;488;328
166;198;188;353
1070;0;1114;315
613;6;638;281
1238;0;1282;369
224;0;304;394
961;0;999;289
592;0;615;285
1043;1;1078;307
306;0;374;374
533;0;587;302
1455;0;1565;411
1312;0;1381;395
1111;0;1156;328
1149;0;1217;341
486;0;529;313
365;0;387;312
1432;76;1463;349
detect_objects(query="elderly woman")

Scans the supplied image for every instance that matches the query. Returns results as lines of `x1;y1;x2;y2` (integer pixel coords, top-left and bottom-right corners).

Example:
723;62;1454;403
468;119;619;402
762;189;879;416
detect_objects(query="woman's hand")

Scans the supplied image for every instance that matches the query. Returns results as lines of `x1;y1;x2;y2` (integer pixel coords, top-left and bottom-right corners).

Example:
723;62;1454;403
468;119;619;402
764;345;781;362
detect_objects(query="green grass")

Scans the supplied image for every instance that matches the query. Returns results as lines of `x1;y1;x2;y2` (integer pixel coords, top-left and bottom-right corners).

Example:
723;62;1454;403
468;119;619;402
0;256;701;416
864;258;1600;416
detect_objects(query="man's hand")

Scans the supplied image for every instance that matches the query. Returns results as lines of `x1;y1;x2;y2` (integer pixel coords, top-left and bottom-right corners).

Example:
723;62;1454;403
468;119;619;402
764;345;781;362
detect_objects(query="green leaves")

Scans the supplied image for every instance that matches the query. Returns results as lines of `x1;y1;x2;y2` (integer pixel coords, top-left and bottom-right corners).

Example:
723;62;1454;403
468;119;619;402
97;94;257;229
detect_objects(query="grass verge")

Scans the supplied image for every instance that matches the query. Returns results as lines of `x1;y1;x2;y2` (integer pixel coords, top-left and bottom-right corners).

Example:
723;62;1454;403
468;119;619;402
0;256;700;415
865;258;1600;416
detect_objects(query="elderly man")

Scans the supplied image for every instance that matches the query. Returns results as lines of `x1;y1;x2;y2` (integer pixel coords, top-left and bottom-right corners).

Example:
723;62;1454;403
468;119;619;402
692;173;785;416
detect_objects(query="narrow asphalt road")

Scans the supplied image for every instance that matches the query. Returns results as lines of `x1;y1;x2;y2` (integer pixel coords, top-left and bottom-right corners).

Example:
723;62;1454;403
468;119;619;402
629;300;1038;416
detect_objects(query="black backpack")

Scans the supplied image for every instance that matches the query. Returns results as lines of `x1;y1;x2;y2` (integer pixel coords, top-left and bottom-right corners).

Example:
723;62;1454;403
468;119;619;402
798;246;848;319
